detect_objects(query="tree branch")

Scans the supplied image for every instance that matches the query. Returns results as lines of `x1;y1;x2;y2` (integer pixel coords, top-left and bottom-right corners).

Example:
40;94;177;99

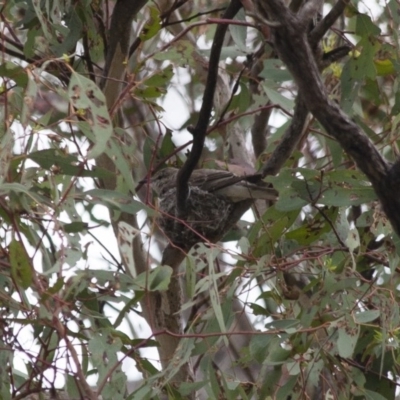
100;0;149;96
309;0;347;46
175;0;243;216
259;95;309;177
258;46;351;178
255;0;400;235
97;0;195;385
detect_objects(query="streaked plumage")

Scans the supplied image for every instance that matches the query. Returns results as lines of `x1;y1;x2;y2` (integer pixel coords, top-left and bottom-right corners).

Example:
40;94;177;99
146;167;278;249
150;168;278;202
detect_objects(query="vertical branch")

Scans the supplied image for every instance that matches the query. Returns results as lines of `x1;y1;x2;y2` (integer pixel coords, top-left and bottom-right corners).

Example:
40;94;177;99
96;0;192;385
176;0;243;215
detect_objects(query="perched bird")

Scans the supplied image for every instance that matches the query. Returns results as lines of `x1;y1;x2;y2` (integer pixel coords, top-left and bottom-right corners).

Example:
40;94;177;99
145;167;278;249
149;168;278;201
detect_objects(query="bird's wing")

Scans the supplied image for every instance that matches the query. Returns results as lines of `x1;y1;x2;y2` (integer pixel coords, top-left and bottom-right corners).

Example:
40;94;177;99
189;169;249;192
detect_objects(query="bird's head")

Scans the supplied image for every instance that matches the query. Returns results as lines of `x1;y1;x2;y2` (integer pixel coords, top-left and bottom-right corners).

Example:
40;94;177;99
141;168;178;196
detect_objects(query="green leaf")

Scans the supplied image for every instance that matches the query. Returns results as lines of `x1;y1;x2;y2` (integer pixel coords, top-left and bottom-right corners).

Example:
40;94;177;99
389;0;400;25
54;8;82;55
140;6;161;41
337;318;359;358
10;239;32;290
28;149;113;179
207;248;227;340
31;0;52;40
346;227;360;252
275;191;308;211
249;303;268;316
249;334;272;363
285;208;338;246
305;358;325;389
134;86;166;99
21;71;37;125
264;85;294;110
0;62;28;87
364;390;391;400
212;45;247;59
179;381;209;397
68;71;112;159
209;358;221;398
24;24;43;57
84;189;152;216
355;14;381;37
126;385;155;400
159;130;175;159
135;65;174;100
354;310;380;324
259;368;282;399
374;59;395;76
259;59;292;82
104;129;137;193
265;319;300;332
0;339;11;399
143;135;156;170
77;4;104;62
133;266;172;291
63;222;89;233
319;185;376;206
354;40;378;80
229;9;247;52
149;265;173;291
66;374;81;399
340;60;361;113
0;129;13;186
276;375;297;400
163;338;196;383
250;207;299;255
154;40;197;67
144;65;174;87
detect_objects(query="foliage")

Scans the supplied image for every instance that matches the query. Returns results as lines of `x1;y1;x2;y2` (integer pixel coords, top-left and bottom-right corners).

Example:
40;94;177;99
0;0;400;399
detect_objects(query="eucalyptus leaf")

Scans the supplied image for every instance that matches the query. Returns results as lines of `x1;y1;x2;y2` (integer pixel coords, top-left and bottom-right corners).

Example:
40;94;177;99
337;318;360;358
354;310;380;324
68;72;112;159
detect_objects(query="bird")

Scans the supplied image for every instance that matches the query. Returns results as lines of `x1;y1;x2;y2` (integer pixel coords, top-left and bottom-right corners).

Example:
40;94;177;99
148;167;278;202
144;167;278;249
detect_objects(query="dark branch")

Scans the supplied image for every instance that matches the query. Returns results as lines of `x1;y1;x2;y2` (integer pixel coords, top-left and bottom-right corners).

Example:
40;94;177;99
160;0;190;23
251;106;272;159
81;30;96;83
248;48;272;159
320;45;351;68
258;44;349;178
309;0;347;46
258;2;350;178
163;7;227;26
0;42;33;63
175;0;243;216
259;95;309;177
255;0;400;235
